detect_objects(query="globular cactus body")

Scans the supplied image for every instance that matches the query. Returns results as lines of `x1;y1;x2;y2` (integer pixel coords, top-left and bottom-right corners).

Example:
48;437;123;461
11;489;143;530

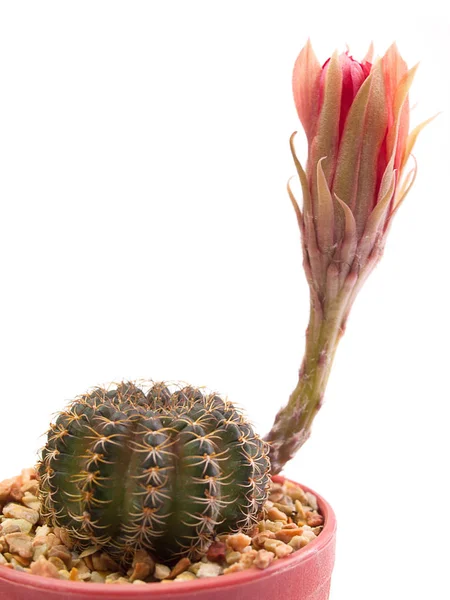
38;382;270;564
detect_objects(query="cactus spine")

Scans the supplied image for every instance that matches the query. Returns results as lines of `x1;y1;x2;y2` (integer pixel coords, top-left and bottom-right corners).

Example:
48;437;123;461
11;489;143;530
38;381;270;564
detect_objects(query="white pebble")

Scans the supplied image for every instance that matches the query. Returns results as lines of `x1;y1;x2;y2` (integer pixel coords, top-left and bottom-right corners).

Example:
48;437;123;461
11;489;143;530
305;492;318;511
196;562;222;578
302;529;316;542
35;525;50;538
2;503;39;524
0;518;32;534
154;563;171;580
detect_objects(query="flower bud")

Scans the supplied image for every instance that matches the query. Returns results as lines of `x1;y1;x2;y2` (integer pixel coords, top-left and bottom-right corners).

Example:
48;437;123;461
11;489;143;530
290;41;429;313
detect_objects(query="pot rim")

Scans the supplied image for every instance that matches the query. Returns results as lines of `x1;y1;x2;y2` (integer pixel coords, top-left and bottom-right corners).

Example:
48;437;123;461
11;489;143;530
0;477;336;595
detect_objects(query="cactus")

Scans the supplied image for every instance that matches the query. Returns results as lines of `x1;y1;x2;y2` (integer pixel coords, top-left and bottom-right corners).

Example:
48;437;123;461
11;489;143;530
38;381;270;565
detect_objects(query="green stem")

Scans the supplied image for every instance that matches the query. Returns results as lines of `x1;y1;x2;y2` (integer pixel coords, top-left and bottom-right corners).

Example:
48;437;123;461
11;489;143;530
266;291;350;474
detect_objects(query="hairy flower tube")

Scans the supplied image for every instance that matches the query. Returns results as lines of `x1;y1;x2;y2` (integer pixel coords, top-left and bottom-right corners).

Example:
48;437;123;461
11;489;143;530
266;41;433;473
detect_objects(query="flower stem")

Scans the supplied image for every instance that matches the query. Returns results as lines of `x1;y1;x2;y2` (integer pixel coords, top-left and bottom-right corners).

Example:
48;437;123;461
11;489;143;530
266;289;351;474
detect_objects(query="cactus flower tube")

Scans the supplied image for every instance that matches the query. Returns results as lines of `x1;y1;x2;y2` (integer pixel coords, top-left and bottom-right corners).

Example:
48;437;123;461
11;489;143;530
266;42;432;473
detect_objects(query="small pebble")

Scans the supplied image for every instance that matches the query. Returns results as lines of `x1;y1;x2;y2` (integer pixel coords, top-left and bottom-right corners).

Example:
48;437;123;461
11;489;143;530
4;533;33;559
34;525;50;539
33;543;48;561
0;519;32;535
75;561;92;580
21;494;40;512
267;507;288;522
253;549;275;569
225;551;241;565
253;531;275;550
274;543;293;558
175;571;197;581
30;556;60;579
260;520;283;533
295;500;306;521
48;544;72;569
289;535;309;550
207;540;227;562
275;527;304;543
223;562;244;575
129;559;154;583
302;528;317;542
272;502;295;516
154;563;171;580
10;557;27;570
226;533;252;552
239;550;257;568
188;561;202;575
105;572;122;583
54;527;74;550
2;504;39;525
48;556;67;571
58;569;70;580
169;557;191;579
306;511;324;527
305;492;318;511
196;562;222;578
91;552;119;572
263;539;284;553
285;482;308;504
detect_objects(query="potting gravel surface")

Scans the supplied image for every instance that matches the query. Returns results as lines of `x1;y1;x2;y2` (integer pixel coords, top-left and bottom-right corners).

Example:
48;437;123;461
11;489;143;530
0;469;324;585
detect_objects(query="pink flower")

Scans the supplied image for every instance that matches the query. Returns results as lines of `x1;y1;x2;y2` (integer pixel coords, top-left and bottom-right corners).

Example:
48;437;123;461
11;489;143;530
290;41;431;321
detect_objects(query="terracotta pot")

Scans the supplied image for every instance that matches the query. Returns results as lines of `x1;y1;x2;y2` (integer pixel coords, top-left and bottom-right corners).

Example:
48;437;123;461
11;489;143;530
0;477;336;600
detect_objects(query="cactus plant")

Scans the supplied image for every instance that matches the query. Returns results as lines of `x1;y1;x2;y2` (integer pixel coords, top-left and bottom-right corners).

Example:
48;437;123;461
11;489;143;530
38;381;270;565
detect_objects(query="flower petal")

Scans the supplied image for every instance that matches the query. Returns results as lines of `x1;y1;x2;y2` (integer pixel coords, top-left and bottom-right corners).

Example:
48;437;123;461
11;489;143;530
335;195;357;287
292;40;322;142
352;60;388;239
385;63;418;170
338;53;370;139
290;132;312;216
391;155;417;214
332;72;372;237
315;157;335;252
287;176;303;230
309;51;342;184
401;114;439;170
383;157;417;237
290;133;323;292
363;42;374;64
382;43;408;129
357;170;396;266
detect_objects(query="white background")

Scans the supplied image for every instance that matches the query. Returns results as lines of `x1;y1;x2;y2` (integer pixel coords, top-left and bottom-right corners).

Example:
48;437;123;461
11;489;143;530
0;3;449;599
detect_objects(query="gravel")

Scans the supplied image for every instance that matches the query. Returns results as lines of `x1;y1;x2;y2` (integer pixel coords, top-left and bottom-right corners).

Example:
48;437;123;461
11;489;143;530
0;469;323;585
